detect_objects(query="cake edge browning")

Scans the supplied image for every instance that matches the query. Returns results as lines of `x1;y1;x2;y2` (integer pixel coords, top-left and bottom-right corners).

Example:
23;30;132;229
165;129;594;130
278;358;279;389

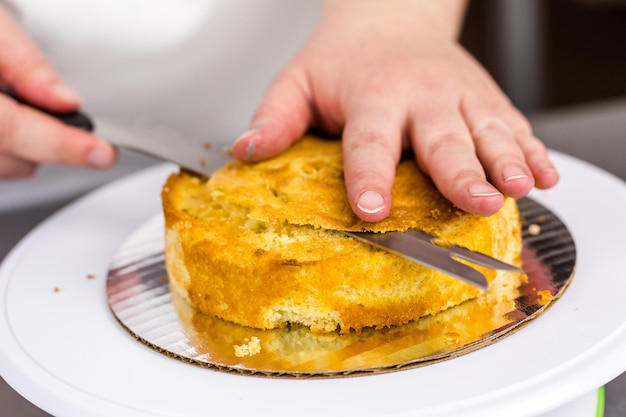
162;168;522;334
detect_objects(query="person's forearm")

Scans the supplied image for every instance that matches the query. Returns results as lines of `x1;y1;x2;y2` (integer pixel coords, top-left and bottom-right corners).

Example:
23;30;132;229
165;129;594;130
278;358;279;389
321;0;468;40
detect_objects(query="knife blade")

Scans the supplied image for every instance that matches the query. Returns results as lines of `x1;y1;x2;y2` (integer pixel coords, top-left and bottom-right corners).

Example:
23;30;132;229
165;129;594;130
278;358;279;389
0;87;233;176
3;87;523;288
350;230;523;290
92;117;234;177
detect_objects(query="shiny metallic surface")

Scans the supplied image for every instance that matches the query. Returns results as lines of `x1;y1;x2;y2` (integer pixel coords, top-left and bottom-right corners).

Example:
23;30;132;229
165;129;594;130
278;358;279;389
0;88;231;179
107;197;575;378
349;230;491;289
94;118;234;178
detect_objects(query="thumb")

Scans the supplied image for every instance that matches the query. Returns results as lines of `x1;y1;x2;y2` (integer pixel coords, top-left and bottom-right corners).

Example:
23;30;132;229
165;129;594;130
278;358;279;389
0;7;81;112
231;67;312;161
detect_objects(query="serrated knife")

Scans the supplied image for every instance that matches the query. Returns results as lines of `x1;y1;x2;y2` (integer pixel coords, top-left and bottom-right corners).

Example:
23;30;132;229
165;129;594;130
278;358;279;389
2;88;523;289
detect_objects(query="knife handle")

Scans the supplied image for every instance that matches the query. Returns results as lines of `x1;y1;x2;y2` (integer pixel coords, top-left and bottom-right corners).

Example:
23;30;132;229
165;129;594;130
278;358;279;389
0;87;94;132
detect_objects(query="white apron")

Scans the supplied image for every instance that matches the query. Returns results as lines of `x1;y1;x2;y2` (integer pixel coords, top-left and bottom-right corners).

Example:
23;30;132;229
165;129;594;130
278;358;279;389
0;0;321;210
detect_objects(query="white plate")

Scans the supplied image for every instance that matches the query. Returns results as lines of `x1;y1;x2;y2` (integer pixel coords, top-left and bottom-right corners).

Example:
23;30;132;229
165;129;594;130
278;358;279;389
1;151;625;417
543;388;603;417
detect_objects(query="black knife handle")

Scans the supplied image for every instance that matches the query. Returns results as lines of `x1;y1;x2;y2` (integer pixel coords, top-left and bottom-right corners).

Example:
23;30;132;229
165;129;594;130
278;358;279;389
0;86;94;132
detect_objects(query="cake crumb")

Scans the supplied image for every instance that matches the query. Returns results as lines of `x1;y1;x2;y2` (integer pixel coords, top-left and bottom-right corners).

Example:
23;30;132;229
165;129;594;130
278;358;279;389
537;289;554;305
430;208;441;218
202;141;212;150
53;287;60;293
233;336;261;357
528;224;541;235
86;274;95;280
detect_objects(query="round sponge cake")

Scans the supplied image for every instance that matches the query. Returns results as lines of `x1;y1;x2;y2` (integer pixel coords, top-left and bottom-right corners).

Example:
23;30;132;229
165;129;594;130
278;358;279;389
161;136;522;333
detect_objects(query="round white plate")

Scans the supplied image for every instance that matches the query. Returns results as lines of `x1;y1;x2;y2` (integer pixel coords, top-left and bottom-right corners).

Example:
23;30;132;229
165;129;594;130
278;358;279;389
543;388;603;417
1;151;625;417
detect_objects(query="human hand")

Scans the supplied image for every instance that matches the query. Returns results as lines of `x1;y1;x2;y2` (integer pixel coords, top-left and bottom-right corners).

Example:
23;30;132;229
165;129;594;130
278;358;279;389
0;7;115;179
231;0;559;222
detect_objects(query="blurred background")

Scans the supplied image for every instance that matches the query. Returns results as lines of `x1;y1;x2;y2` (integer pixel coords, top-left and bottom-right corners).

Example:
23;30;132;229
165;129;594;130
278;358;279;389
1;0;626;416
462;0;626;112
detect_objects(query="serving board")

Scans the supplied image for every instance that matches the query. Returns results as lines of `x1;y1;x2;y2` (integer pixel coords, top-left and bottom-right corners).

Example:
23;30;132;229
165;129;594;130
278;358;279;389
107;197;576;377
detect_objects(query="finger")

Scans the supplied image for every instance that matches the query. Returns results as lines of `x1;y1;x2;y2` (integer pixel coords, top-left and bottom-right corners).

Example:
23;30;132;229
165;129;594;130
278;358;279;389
410;99;504;216
461;98;535;199
0;96;117;167
517;134;560;189
0;153;37;179
500;106;559;190
231;67;312;161
342;102;404;222
0;7;81;111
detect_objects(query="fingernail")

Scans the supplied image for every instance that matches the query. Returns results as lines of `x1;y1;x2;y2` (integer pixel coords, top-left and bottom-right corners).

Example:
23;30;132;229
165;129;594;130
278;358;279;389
233;129;259;160
503;167;529;183
469;184;501;197
51;83;82;105
357;190;385;214
88;145;115;167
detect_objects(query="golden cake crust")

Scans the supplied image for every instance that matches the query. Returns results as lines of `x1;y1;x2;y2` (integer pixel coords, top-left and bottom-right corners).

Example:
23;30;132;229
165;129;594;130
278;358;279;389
162;136;522;333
